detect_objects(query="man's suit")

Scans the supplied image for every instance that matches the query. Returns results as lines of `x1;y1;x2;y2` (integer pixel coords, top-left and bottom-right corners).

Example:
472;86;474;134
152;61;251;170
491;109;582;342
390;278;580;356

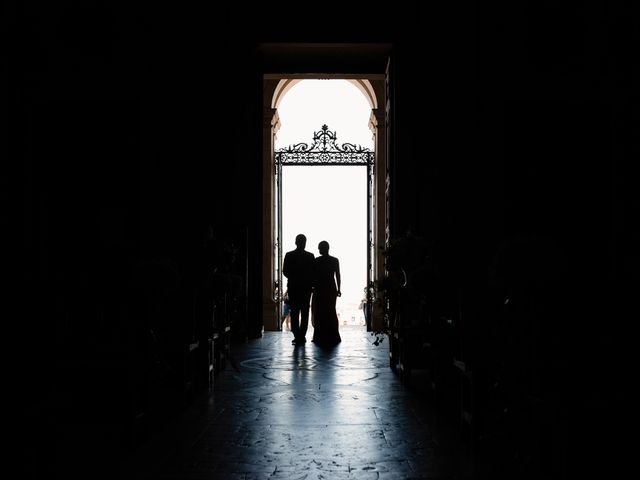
283;247;315;343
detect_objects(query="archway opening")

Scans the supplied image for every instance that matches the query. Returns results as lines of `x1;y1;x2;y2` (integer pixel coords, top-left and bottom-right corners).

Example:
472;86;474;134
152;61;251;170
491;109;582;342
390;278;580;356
276;80;373;330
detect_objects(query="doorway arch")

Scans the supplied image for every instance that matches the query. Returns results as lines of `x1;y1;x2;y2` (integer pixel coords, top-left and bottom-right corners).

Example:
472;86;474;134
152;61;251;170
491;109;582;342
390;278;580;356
262;75;388;333
272;79;378;110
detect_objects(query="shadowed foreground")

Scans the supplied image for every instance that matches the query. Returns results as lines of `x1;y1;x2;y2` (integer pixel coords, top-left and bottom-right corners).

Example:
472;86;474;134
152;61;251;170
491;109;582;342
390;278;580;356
129;325;473;479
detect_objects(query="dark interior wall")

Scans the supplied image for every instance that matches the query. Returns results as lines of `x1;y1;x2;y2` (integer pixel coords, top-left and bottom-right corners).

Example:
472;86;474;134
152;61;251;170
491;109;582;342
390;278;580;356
14;2;262;477
390;2;635;476
392;7;594;315
13;1;636;478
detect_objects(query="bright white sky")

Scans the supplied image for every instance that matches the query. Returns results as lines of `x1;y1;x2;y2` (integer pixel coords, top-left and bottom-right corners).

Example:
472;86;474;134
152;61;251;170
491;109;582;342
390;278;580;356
276;80;373;319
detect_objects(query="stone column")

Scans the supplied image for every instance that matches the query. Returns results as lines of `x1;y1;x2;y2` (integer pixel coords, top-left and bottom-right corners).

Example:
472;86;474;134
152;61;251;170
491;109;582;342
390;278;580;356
262;107;280;331
370;106;387;332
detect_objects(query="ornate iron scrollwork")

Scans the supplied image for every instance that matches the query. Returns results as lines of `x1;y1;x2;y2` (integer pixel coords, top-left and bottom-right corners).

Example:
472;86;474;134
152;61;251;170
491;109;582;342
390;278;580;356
275;125;373;166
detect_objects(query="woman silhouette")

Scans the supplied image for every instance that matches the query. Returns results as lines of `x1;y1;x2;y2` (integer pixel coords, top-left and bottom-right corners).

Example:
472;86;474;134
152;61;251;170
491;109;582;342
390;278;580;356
311;241;342;346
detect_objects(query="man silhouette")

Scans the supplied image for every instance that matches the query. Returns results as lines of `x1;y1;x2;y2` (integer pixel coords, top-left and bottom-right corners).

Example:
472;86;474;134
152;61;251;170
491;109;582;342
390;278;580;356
282;234;315;345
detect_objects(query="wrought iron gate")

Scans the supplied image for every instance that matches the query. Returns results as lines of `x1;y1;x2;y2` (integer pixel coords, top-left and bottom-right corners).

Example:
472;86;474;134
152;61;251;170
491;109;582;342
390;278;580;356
274;125;375;330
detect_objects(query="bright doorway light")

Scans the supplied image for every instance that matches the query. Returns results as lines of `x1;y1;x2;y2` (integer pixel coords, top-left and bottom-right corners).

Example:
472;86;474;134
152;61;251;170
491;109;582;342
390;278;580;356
282;166;367;324
277;80;372;326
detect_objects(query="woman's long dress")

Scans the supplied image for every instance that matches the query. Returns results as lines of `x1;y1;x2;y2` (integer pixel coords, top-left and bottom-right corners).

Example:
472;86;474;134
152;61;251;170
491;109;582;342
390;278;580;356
312;255;342;346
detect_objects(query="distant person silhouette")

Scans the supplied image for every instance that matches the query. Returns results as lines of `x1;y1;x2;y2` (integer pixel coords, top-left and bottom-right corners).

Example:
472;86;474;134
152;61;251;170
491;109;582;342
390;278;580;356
282;234;315;345
359;293;368;326
311;240;342;347
281;290;291;331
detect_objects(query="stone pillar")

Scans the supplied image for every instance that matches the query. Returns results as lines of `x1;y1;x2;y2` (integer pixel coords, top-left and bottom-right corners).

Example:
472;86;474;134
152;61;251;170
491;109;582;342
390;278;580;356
262;107;280;331
370;106;387;332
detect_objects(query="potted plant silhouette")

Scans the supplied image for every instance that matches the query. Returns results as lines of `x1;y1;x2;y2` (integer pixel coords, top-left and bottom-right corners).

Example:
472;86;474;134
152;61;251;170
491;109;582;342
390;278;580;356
373;231;434;377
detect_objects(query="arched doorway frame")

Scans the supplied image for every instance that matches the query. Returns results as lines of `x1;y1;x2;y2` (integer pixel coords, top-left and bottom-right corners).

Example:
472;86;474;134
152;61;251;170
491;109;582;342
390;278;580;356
262;75;387;332
271;79;378;110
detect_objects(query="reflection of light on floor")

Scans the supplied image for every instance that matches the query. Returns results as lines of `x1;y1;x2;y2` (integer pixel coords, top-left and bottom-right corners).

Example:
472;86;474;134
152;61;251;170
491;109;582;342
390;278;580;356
265;369;378;386
282;309;366;333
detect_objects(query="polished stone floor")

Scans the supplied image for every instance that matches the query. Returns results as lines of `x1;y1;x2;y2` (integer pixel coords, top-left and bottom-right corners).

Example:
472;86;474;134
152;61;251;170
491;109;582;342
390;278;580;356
129;325;473;479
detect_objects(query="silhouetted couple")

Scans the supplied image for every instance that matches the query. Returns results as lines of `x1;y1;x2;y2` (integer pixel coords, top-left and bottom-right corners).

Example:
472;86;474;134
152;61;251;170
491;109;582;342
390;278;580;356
282;234;342;347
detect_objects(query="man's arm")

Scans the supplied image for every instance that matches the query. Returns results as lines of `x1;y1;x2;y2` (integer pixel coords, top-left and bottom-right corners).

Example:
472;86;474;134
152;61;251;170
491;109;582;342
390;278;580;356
335;259;341;296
